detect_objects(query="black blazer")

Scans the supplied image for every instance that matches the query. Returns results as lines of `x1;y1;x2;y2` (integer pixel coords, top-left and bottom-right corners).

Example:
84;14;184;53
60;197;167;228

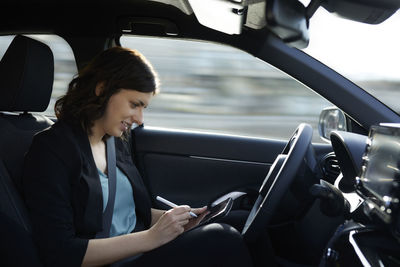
22;121;152;267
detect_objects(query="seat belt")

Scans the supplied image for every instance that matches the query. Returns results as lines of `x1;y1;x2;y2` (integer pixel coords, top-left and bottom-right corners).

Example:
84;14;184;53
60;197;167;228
96;136;117;238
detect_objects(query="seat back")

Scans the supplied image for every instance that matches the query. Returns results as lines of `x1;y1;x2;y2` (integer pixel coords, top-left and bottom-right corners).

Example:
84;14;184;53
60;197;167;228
0;35;55;266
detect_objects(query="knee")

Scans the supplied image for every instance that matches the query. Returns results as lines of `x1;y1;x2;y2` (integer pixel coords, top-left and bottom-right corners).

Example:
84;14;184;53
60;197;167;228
200;223;243;243
200;223;252;266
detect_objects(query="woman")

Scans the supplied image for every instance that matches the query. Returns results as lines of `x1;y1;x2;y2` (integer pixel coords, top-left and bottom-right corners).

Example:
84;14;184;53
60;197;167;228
22;47;253;267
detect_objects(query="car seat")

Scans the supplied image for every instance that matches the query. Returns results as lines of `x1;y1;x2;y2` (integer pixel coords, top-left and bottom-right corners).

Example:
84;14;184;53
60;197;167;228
0;35;54;266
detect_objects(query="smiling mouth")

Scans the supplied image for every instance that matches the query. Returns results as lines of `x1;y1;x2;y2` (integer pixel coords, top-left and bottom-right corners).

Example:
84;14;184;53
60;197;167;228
122;121;131;130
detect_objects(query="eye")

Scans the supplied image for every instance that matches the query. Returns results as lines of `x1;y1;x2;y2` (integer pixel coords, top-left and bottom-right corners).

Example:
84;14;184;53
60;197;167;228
130;102;139;109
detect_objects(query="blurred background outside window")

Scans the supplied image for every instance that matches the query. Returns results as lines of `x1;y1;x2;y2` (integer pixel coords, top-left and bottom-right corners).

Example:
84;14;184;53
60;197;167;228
304;8;400;116
121;36;332;143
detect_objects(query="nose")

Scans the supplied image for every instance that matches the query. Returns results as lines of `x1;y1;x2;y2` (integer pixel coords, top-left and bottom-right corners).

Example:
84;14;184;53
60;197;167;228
132;107;144;126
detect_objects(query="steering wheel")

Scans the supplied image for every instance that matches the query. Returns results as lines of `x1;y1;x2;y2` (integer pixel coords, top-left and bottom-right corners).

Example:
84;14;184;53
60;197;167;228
242;123;313;242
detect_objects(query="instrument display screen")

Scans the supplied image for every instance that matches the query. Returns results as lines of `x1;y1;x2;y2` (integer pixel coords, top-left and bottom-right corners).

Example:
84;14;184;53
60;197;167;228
360;126;400;201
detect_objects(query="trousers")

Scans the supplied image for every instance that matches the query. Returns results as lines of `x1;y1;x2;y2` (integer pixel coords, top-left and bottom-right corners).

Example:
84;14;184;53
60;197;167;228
113;223;253;267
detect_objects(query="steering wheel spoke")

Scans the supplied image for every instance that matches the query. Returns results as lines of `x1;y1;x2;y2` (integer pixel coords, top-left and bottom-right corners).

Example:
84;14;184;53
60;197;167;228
242;123;313;242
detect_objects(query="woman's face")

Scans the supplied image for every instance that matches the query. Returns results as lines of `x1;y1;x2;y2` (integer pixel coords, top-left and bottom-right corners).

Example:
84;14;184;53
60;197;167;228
98;88;153;137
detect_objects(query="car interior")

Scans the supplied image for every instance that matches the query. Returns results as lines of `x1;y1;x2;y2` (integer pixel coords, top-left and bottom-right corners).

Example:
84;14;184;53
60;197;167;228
0;35;54;265
1;0;400;266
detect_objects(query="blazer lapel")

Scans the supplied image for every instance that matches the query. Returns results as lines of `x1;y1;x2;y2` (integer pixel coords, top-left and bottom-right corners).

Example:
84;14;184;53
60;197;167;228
66;122;104;232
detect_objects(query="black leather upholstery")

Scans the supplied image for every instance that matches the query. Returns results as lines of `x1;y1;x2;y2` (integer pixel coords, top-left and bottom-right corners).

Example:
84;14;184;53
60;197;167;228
0;35;54;267
0;210;42;266
0;35;54;112
0;114;53;192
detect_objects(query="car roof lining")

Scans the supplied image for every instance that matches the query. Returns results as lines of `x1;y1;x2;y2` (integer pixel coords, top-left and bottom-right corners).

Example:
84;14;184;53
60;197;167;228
0;1;187;35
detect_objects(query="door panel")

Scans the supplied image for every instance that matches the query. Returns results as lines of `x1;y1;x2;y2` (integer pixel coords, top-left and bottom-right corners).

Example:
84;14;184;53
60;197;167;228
132;126;287;208
143;153;268;208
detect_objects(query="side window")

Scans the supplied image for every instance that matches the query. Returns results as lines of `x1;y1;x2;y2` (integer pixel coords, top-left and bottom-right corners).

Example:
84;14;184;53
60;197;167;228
121;36;333;143
0;34;76;116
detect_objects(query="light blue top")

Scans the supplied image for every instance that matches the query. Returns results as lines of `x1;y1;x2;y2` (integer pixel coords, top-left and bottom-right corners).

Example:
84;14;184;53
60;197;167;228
98;167;137;237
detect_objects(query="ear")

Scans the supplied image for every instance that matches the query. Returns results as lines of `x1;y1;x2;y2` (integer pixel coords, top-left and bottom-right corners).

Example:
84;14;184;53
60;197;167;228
95;81;105;96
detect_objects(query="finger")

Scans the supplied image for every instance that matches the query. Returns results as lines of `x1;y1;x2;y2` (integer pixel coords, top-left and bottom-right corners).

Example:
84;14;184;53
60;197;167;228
162;208;174;217
164;209;192;224
177;225;185;235
195;210;209;221
178;219;189;226
163;207;188;218
191;206;207;214
171;205;191;214
175;210;193;221
171;222;185;233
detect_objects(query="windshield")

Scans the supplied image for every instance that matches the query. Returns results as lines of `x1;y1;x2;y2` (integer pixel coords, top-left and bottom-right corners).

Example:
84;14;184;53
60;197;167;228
303;7;400;114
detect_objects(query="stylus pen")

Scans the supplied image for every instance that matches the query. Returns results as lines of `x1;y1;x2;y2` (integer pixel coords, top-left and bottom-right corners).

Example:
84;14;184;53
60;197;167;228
156;196;198;217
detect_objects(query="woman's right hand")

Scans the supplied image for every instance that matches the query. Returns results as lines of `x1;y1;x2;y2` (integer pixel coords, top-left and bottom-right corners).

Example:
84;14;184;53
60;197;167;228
147;205;192;247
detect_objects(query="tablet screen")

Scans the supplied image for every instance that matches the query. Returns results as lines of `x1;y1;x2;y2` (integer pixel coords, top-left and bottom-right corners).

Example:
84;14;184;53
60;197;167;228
186;197;233;231
200;197;233;224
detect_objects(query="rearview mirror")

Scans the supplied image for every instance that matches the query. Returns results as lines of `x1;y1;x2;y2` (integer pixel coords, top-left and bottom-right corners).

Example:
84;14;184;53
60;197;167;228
318;107;347;141
321;0;399;24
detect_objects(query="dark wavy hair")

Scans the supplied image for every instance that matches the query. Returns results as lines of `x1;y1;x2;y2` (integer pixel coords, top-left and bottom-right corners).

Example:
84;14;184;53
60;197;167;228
55;46;159;135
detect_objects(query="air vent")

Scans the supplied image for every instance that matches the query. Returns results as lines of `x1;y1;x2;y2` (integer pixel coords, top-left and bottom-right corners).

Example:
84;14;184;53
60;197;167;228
320;152;340;184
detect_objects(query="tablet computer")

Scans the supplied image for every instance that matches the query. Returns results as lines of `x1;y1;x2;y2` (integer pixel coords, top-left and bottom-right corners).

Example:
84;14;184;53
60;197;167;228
188;197;233;230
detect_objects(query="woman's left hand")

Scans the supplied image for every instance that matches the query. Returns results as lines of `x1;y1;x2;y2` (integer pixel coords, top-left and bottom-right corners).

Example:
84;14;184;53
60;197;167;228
183;206;209;232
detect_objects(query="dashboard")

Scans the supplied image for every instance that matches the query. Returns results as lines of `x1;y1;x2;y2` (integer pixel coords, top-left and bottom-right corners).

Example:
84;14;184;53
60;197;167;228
327;124;400;266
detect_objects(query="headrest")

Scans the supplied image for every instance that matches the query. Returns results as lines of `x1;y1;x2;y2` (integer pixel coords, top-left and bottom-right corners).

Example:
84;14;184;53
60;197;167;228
0;35;54;112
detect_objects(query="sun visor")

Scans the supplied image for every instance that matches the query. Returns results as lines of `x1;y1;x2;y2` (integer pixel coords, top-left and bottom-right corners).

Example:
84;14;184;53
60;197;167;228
188;0;246;35
187;0;309;48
